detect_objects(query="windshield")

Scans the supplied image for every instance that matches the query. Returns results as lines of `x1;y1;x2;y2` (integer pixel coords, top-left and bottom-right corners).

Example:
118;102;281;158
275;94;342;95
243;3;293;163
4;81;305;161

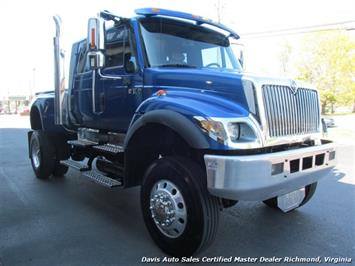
139;17;242;71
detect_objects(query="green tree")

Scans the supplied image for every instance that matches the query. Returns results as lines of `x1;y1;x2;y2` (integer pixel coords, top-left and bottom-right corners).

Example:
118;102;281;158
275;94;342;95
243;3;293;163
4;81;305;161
296;31;355;114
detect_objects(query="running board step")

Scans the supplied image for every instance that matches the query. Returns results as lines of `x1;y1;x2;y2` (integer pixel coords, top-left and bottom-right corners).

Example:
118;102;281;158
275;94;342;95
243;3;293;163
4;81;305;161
60;159;90;171
83;170;122;188
68;139;98;147
93;144;124;154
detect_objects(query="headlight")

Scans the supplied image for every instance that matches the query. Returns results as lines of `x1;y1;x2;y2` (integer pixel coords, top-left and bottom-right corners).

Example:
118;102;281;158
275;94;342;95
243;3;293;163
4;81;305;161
228;122;258;143
227;122;240;142
194;117;228;144
194;116;262;149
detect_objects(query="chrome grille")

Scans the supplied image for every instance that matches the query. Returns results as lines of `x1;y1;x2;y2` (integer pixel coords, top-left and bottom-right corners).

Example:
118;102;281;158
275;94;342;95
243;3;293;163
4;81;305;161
262;85;320;137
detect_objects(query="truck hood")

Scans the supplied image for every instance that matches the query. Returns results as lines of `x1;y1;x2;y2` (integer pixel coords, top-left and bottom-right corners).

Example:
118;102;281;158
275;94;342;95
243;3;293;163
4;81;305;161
143;68;250;115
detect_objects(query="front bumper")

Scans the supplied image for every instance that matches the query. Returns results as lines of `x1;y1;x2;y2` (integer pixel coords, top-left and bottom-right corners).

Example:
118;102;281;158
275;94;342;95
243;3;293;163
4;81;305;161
204;142;336;201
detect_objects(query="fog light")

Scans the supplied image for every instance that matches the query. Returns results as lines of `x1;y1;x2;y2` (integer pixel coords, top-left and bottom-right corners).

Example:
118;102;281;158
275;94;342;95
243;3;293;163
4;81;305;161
272;162;284;175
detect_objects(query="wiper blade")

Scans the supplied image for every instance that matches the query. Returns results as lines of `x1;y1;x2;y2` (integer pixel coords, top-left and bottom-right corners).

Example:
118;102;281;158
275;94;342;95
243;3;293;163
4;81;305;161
159;64;197;68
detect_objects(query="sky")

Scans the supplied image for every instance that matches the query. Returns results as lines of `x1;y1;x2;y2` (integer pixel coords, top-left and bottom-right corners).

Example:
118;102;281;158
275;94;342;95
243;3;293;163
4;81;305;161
0;0;354;99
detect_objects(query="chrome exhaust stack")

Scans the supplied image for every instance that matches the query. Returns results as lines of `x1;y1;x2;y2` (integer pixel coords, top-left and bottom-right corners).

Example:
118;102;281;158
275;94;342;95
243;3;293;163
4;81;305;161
53;15;65;125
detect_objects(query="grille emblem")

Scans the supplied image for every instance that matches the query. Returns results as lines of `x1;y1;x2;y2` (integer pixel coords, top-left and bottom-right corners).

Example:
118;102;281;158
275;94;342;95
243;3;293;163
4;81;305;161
289;80;298;95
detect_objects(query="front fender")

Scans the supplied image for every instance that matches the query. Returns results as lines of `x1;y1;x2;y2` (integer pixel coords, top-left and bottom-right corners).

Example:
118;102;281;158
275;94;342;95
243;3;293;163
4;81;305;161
125;89;250;150
124;109;210;149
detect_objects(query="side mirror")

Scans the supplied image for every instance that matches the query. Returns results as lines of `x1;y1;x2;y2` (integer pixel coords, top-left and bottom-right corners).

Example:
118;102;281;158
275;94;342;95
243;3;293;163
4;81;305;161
87;17;105;69
124;54;136;73
125;61;136;73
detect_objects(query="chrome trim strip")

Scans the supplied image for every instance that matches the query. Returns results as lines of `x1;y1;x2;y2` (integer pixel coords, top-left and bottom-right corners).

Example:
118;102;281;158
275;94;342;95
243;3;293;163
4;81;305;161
75;70;93;77
97;69;122;80
102;65;124;70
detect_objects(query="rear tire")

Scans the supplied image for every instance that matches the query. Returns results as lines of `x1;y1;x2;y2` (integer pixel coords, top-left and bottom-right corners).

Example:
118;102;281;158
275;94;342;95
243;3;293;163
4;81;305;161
141;156;220;257
30;130;56;179
263;182;318;211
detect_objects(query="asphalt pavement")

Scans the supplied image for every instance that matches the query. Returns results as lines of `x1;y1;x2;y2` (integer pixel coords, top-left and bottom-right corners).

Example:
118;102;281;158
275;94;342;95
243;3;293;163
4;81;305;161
0;115;354;266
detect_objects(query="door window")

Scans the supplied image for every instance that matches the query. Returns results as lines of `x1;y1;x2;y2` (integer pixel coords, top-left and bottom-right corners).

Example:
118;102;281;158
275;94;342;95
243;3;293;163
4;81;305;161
76;41;88;74
105;26;135;69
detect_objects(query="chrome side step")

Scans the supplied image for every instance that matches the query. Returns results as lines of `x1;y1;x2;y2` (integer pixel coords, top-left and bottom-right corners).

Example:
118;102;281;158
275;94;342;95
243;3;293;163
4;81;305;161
92;144;124;154
60;159;90;171
83;170;122;188
67;139;98;147
60;159;123;188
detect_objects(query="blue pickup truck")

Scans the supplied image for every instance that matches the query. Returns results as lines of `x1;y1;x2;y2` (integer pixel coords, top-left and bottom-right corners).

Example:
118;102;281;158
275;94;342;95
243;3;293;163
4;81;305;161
28;8;336;256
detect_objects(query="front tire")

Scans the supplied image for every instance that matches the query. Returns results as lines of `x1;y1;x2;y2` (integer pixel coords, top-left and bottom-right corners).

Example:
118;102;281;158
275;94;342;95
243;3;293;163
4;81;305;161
141;156;220;257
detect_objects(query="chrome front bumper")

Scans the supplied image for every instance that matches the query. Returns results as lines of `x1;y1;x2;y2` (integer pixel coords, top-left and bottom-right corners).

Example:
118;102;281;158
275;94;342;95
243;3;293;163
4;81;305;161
204;142;336;201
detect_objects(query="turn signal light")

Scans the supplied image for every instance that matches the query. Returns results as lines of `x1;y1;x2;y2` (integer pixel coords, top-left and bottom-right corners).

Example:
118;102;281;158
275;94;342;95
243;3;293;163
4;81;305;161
156;89;166;96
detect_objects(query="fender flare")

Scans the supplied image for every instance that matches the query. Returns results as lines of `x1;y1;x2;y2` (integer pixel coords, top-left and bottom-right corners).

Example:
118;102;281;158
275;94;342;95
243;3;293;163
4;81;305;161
124;110;210;149
30;104;44;130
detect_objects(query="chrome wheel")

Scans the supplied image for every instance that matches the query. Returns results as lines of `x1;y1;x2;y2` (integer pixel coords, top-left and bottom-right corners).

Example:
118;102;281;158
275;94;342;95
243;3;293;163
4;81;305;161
141;157;220;256
149;179;187;238
31;138;40;169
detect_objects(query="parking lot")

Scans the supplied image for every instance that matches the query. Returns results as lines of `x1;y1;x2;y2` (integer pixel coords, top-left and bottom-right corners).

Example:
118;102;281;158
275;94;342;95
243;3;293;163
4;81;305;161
0;115;354;265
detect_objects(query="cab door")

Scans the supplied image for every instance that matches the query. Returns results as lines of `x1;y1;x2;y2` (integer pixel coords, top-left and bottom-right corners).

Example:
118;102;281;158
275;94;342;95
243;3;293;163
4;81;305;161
71;40;92;126
71;24;142;132
96;25;142;132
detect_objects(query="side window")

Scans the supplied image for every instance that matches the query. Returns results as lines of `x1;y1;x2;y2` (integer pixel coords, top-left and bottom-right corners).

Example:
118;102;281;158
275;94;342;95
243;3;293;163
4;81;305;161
75;26;137;73
201;47;234;69
126;28;137;72
105;26;131;68
76;42;87;74
201;47;222;67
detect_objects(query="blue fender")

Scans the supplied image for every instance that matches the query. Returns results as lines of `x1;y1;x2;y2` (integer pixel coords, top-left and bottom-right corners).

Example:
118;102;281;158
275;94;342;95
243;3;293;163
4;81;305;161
125;88;249;150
